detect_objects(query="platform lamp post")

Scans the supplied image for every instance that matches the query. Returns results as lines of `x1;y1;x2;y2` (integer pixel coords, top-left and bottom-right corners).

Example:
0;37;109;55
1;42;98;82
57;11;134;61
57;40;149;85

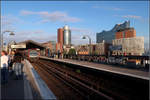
1;30;15;51
82;35;92;55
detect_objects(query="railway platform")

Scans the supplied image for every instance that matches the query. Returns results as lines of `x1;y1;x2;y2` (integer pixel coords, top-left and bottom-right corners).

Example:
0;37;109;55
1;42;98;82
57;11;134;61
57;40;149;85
0;59;56;100
0;69;33;100
40;56;149;81
38;56;149;100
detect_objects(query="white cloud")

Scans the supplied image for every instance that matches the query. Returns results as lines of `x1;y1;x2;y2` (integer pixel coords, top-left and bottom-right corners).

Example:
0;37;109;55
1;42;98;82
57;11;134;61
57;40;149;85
1;16;12;26
20;10;81;23
71;31;96;45
114;14;146;22
4;29;57;44
122;15;142;19
92;6;123;11
21;10;36;15
72;35;96;45
1;15;24;32
1;16;15;30
71;27;92;33
69;27;95;45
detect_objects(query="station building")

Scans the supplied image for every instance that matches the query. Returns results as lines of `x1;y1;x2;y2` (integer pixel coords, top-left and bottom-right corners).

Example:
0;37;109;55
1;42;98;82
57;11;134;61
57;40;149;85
16;40;46;56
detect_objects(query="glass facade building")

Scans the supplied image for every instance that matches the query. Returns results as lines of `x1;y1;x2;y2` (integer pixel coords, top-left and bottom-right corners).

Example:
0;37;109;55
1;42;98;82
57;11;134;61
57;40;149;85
96;21;130;44
63;25;71;45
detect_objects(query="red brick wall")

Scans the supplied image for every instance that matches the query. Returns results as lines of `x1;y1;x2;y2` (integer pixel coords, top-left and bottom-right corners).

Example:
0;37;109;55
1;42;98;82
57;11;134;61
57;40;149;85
115;28;136;39
57;28;64;44
116;31;123;39
57;28;64;53
125;28;136;38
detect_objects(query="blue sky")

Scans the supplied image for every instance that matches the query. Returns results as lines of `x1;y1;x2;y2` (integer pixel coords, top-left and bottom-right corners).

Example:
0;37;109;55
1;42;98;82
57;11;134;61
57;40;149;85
1;1;149;48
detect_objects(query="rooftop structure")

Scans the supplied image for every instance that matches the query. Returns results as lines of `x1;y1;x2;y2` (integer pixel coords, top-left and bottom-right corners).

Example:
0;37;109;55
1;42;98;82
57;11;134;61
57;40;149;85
17;40;45;50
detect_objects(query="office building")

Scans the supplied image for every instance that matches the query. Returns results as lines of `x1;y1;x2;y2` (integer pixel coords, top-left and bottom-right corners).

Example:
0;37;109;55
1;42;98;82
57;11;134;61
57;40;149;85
56;25;72;54
63;25;71;46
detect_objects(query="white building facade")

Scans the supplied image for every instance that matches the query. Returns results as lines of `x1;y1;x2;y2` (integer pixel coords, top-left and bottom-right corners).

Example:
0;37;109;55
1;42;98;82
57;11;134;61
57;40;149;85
112;37;144;56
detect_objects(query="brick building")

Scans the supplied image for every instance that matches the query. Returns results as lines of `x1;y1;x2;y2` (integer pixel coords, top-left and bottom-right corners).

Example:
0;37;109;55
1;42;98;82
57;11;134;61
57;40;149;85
116;28;136;39
57;28;64;53
95;42;110;55
43;41;56;56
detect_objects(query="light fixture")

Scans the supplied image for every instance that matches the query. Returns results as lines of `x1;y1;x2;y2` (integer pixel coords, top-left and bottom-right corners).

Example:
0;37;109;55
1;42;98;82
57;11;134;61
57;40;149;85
9;32;15;36
82;36;86;39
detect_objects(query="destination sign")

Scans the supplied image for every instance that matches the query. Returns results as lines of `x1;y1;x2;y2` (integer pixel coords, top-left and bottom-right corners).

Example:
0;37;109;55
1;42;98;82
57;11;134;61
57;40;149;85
11;44;26;49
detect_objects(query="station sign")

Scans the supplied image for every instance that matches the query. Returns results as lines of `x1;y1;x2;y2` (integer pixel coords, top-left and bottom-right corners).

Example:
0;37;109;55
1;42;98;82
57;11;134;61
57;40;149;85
11;44;26;49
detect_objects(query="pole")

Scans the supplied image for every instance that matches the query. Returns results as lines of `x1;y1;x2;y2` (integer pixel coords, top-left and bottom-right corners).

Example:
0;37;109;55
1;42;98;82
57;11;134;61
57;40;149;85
84;35;91;55
89;37;91;55
1;32;4;50
1;31;15;52
0;33;2;53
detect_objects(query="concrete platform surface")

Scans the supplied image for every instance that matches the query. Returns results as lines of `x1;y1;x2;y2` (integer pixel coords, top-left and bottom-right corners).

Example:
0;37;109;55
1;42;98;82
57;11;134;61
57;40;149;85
40;56;149;80
0;68;33;100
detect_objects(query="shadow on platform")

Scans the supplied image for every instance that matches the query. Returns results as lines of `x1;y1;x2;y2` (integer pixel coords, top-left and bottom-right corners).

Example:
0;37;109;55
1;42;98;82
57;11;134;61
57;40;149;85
0;70;34;100
0;72;25;100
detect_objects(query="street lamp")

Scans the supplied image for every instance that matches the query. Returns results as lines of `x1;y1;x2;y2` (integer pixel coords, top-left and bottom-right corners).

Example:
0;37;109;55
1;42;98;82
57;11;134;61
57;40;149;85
9;32;15;36
1;30;15;50
82;35;92;55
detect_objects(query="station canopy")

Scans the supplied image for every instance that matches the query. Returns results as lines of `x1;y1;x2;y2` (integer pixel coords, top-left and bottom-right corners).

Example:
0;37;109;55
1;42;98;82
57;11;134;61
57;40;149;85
16;40;45;50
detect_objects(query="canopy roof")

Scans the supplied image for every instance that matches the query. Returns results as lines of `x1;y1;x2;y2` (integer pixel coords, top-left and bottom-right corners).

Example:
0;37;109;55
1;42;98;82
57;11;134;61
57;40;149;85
17;40;45;50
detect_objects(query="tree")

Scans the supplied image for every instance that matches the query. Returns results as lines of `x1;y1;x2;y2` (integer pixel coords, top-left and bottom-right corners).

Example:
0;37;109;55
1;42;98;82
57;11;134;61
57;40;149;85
68;48;76;55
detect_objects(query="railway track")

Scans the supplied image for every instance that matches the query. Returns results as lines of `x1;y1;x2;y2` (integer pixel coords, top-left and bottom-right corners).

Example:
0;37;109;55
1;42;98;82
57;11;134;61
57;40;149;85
31;59;115;100
31;59;148;100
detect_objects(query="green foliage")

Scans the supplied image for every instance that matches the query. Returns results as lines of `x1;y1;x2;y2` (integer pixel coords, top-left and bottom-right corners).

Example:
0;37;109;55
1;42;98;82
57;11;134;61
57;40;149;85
68;48;76;55
76;69;81;73
63;50;67;54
